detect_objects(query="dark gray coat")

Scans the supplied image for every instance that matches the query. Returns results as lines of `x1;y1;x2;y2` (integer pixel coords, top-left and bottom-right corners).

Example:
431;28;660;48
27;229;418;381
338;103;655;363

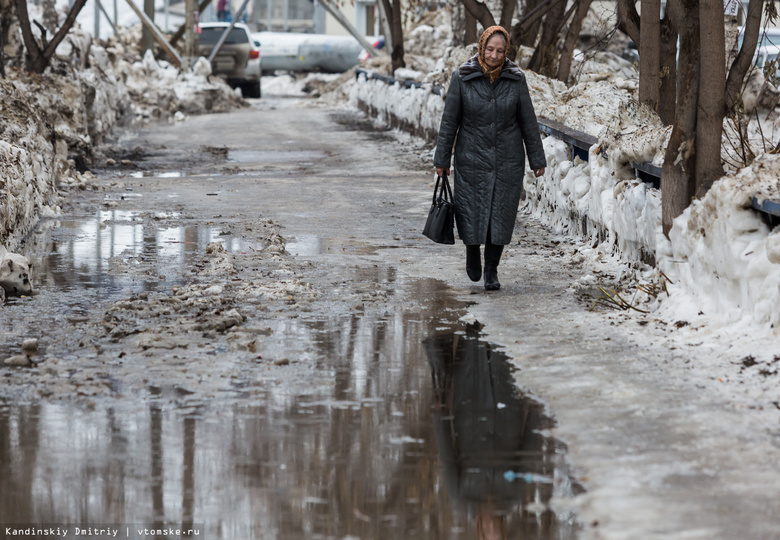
434;55;546;245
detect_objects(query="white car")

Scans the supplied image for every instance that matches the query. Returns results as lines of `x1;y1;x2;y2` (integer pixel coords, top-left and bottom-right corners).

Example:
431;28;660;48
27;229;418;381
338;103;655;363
198;22;262;98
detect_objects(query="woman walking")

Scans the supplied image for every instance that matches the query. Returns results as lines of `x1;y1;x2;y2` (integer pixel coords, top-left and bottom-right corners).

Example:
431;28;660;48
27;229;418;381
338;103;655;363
434;26;546;291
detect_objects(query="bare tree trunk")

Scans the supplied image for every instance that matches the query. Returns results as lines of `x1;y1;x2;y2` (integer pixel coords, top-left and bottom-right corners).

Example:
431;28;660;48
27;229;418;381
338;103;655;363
725;0;762;110
15;0;87;74
0;17;4;78
617;0;640;44
639;0;660;110
460;0;496;30
449;0;466;46
499;0;515;31
658;12;677;125
512;0;546;48
380;0;405;72
557;0;593;82
661;0;699;236
0;0;16;74
465;8;478;45
527;0;565;75
695;0;725;197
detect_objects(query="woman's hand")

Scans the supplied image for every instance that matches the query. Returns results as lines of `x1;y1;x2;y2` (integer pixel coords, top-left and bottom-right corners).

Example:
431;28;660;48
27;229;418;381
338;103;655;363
435;167;450;177
533;168;545;178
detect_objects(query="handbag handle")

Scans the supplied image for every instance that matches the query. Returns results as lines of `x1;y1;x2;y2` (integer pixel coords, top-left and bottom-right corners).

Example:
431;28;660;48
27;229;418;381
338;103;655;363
433;173;453;204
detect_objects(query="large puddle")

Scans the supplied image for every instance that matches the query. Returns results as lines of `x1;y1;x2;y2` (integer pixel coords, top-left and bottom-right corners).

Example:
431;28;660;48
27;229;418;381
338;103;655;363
0;321;581;538
0;215;582;538
13;210;249;296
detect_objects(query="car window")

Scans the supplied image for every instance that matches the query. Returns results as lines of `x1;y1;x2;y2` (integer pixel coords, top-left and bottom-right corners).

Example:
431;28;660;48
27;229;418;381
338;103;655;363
199;27;249;45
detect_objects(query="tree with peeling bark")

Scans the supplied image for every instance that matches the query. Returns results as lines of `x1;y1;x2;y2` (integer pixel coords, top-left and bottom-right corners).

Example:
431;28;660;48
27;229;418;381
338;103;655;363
14;0;88;74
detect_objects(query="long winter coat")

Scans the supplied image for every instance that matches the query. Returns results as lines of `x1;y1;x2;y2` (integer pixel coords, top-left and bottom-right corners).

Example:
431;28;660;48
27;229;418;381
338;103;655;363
434;55;546;246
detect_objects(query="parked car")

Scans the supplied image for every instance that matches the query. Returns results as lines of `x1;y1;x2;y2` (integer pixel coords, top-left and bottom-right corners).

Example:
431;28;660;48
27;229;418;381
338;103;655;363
198;22;262;98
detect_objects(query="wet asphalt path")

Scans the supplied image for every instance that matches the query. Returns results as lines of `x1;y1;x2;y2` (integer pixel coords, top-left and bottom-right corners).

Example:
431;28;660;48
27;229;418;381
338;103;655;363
2;97;780;539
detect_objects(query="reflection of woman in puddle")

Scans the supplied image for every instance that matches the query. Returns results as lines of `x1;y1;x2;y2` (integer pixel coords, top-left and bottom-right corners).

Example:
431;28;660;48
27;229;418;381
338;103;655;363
424;325;556;539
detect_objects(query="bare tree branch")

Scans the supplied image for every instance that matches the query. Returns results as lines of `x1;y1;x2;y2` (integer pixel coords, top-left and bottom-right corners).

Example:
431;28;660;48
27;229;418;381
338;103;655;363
15;0;87;73
465;8;478;45
40;0;87;61
726;0;762;110
617;0;640;45
15;0;44;71
527;0;566;75
557;0;594;82
499;0;516;31
32;19;48;50
460;0;496;31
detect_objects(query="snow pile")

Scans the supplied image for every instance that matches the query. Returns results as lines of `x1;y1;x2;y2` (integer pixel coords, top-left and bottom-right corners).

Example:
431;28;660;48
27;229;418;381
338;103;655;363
524;138;661;263
657;155;780;328
570;51;637;85
404;14;453;61
263;73;308;96
349;74;443;141
0;78;61;251
125;50;247;120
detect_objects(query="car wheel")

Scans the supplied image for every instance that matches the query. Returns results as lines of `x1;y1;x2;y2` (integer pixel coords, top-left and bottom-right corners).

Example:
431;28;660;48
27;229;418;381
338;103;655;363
244;80;261;99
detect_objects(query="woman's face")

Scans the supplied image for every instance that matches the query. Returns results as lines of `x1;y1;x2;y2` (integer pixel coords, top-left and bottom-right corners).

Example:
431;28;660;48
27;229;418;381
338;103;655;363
484;34;507;68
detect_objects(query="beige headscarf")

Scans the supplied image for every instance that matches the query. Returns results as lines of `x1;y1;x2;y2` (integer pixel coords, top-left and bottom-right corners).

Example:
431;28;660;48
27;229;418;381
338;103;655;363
478;26;510;83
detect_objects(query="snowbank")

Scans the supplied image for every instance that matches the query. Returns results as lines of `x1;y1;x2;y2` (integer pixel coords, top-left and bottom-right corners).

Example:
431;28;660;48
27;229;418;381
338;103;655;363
0;79;61;251
658;155;780;328
0;15;246;260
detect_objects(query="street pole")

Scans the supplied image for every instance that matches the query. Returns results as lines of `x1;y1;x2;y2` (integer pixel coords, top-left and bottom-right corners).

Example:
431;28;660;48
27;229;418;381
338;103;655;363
142;0;155;51
97;0;129;50
266;0;271;31
316;0;386;57
124;0;184;66
185;0;195;68
208;0;252;62
283;0;288;31
94;0;100;39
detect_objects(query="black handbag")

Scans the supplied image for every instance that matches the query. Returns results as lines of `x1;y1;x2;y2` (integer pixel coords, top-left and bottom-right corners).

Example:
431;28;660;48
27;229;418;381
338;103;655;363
422;173;455;244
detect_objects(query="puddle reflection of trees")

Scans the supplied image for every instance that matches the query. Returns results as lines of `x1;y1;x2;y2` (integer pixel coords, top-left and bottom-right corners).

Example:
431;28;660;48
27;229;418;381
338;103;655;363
425;325;582;538
0;276;580;538
22;211;240;297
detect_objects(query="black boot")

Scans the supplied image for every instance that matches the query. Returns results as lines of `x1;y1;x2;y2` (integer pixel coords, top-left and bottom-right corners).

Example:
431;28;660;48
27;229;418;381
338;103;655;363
466;245;482;282
483;243;504;291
